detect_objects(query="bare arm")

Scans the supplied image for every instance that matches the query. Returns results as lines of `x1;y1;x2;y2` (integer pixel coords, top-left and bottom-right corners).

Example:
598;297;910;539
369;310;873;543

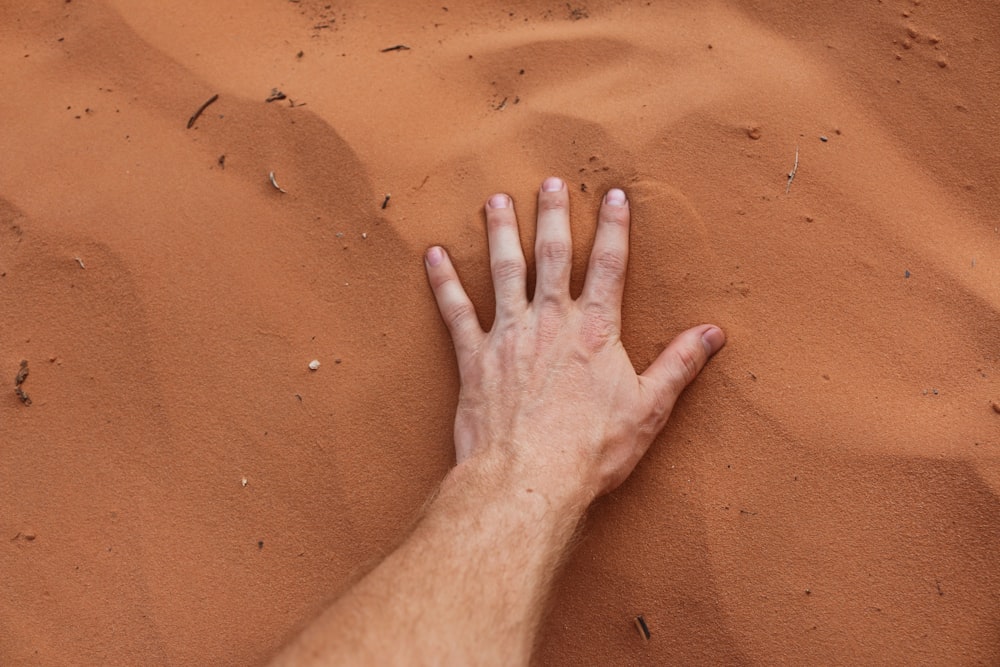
269;177;725;666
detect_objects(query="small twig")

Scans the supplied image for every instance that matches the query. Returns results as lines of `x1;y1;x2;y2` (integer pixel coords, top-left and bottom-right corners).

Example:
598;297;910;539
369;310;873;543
269;171;287;193
187;93;219;129
495;97;508;111
14;360;30;406
15;387;30;405
74;257;85;269
15;360;28;386
380;44;411;52
265;88;287;103
785;145;799;194
634;615;651;641
381;194;391;210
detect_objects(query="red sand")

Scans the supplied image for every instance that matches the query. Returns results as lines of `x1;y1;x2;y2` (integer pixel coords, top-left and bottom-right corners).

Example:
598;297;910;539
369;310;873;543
2;1;999;664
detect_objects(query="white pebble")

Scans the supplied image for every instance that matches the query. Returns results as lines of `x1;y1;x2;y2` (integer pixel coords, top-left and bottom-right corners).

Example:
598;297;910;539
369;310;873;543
308;359;321;371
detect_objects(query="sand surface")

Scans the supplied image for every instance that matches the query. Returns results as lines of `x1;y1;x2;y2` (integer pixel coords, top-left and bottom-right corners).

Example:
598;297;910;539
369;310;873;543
2;1;999;664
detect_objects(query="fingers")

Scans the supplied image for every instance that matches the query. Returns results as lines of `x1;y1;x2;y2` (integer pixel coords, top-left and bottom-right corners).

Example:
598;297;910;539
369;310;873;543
639;325;726;423
580;188;630;321
425;246;486;360
533;177;572;302
485;193;528;317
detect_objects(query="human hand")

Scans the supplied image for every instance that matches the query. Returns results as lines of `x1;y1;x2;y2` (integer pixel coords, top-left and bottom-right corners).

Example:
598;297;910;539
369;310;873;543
425;177;725;503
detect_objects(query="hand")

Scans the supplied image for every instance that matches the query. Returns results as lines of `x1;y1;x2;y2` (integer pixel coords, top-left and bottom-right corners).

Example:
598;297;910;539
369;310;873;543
425;177;725;503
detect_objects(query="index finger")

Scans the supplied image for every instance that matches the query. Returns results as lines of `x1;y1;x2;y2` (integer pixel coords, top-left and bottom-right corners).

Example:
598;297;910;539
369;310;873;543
579;188;630;318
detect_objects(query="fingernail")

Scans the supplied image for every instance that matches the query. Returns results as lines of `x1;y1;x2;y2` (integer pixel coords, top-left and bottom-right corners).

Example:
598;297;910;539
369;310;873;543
605;188;627;206
542;176;563;192
426;246;444;267
701;326;726;355
488;193;510;209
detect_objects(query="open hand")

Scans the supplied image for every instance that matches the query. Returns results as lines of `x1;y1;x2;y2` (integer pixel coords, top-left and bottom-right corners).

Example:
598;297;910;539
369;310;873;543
425;177;724;502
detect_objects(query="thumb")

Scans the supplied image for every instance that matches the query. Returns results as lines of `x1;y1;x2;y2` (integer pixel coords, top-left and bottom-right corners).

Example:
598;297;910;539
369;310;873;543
639;324;725;420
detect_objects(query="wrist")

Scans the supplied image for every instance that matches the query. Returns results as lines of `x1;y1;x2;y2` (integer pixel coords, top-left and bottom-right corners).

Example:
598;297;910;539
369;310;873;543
444;452;595;521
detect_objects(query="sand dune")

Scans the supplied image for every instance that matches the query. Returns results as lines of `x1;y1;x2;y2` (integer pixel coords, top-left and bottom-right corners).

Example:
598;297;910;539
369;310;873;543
2;1;998;664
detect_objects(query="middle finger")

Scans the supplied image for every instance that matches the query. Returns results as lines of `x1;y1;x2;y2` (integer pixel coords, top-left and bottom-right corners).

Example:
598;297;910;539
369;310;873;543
533;176;573;303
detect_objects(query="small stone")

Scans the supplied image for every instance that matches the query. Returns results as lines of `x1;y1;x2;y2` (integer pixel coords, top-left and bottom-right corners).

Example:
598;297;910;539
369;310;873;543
746;126;762;140
241;477;248;487
23;533;36;541
820;136;828;142
904;270;911;278
308;360;321;371
991;401;1000;414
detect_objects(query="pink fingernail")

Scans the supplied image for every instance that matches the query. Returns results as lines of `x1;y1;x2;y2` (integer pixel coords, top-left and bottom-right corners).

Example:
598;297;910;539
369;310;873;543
701;326;726;355
426;246;444;267
605;188;627;206
542;176;563;192
488;193;510;209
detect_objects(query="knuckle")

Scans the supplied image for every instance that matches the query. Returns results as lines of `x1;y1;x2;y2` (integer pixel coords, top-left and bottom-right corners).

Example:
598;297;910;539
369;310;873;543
491;257;526;283
580;308;618;350
487;211;516;231
536;316;564;345
430;272;453;290
539;240;570;264
536;292;566;315
534;297;567;342
592;249;627;279
444;301;476;330
538;196;568;213
670;344;705;389
600;210;629;228
494;299;523;322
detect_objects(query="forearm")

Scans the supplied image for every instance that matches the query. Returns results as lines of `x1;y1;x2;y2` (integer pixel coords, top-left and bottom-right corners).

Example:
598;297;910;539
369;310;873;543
270;457;590;667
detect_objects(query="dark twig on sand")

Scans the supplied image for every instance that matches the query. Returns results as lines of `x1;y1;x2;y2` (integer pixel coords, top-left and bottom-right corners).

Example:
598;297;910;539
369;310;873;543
380;44;411;52
187;94;219;129
14;359;30;406
382;194;391;210
634;615;651;641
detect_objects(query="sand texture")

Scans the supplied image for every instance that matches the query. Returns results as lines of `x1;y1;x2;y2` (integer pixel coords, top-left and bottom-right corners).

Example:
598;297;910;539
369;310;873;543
2;1;999;664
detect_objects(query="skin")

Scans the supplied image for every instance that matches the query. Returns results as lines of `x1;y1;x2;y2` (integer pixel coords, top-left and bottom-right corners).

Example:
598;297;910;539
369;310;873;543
269;177;725;667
